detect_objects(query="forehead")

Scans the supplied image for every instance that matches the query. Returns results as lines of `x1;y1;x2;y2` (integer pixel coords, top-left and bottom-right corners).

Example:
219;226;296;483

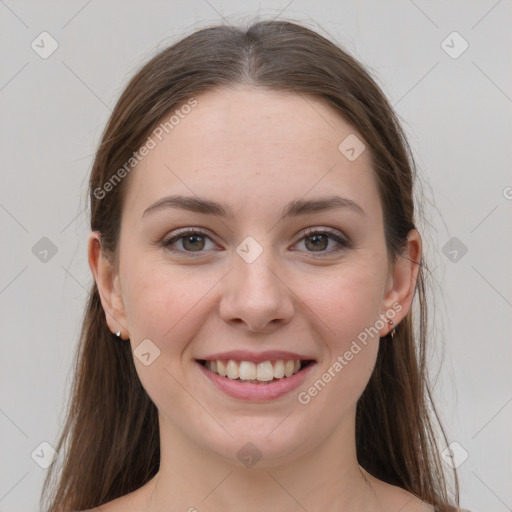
123;87;381;225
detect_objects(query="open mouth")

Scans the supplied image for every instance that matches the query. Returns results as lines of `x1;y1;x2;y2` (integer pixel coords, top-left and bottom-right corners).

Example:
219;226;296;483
197;359;315;384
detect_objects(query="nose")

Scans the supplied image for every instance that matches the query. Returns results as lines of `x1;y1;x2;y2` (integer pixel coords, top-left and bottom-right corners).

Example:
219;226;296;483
219;250;295;333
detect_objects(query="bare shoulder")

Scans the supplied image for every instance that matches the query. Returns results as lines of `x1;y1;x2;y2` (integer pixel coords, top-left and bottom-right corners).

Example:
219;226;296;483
360;468;435;511
383;487;435;512
77;500;127;512
77;484;152;512
74;476;157;512
77;496;136;512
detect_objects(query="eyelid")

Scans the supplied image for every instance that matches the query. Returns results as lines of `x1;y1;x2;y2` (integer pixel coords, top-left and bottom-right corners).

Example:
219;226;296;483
300;226;348;242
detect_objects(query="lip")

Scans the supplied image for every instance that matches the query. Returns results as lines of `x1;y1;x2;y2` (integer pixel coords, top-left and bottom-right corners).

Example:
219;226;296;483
196;359;316;401
198;350;315;364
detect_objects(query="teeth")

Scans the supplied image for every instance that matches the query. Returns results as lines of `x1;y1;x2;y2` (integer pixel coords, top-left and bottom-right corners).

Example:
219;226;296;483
284;360;295;377
273;360;285;378
226;360;239;380
217;360;227;377
204;358;305;382
256;361;274;381
239;361;256;380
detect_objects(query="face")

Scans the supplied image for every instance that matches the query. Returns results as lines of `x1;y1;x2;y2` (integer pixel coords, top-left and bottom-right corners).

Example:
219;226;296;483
93;87;417;467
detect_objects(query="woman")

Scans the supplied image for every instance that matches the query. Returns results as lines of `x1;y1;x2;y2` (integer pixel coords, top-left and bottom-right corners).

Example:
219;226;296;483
41;19;463;512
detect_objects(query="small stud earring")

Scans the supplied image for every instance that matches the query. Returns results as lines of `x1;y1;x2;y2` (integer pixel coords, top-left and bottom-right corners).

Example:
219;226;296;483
387;320;396;340
116;330;121;337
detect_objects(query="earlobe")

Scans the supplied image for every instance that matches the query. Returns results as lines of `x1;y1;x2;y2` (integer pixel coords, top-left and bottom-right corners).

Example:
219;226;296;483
87;231;127;336
379;229;422;337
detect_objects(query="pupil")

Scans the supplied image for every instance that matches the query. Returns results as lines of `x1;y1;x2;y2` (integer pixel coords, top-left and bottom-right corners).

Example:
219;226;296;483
307;234;327;251
184;235;204;251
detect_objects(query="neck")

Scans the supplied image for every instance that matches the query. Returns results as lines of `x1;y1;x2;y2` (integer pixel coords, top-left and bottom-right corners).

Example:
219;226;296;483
145;410;383;512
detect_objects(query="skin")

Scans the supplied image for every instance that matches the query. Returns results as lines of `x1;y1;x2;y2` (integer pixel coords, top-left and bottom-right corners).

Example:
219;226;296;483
88;87;428;511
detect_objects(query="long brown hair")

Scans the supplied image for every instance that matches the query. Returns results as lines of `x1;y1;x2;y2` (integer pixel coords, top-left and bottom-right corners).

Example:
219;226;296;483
41;19;459;511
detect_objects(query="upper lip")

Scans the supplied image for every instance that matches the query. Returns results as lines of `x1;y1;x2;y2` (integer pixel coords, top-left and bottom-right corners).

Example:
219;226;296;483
197;350;316;363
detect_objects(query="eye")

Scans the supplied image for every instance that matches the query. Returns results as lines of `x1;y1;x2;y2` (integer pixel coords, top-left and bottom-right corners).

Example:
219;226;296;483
163;228;216;255
162;226;351;257
293;227;352;255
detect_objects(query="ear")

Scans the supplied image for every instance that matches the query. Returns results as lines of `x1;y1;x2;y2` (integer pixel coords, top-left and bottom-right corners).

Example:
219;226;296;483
378;229;422;337
87;231;128;338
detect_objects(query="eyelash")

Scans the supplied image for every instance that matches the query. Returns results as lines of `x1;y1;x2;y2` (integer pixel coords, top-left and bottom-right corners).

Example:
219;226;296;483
162;227;352;258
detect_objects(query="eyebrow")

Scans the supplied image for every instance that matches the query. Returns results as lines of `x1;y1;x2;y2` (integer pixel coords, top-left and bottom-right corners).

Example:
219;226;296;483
142;194;366;220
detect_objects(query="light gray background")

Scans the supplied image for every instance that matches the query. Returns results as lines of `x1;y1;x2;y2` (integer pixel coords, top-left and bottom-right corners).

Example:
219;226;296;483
1;1;511;511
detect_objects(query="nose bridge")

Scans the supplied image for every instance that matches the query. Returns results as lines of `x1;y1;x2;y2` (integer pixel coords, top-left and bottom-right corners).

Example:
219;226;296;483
233;234;283;296
219;234;294;330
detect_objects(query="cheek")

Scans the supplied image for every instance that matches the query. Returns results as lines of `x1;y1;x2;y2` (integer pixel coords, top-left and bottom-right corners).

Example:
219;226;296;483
296;275;382;418
121;254;217;345
306;259;387;345
296;259;386;403
119;259;214;409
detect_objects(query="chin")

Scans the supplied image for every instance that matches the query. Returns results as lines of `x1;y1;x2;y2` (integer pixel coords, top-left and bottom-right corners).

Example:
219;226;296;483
201;415;320;468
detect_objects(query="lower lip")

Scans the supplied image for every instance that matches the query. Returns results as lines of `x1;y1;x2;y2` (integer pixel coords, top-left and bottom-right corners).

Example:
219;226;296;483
196;361;316;401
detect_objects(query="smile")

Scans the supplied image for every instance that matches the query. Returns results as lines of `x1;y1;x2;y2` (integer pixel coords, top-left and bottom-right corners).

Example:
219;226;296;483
196;358;316;401
199;359;313;383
